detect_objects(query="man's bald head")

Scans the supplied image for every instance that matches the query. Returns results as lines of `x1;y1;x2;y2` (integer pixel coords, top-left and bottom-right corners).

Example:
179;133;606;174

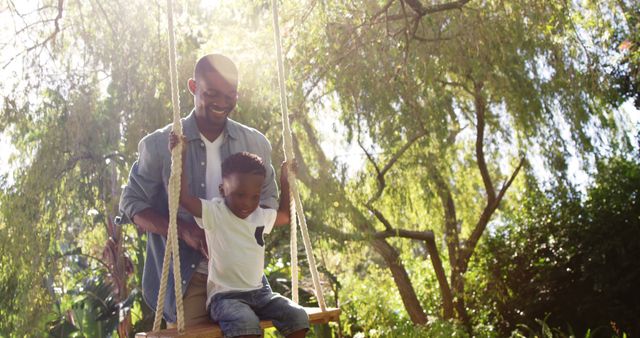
194;54;238;88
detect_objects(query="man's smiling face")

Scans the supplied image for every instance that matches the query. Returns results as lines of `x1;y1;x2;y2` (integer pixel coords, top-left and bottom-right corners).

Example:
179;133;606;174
192;70;238;128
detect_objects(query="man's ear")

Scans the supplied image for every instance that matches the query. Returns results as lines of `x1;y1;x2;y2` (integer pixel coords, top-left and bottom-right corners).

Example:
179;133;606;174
187;78;196;95
218;184;225;197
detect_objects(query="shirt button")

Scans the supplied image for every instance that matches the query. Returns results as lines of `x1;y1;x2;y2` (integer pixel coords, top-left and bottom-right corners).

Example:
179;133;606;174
200;183;205;187
201;161;205;166
200;142;204;147
191;264;196;268
182;280;186;284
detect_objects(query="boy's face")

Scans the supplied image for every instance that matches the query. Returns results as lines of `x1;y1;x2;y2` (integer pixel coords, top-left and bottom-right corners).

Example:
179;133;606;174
220;173;265;219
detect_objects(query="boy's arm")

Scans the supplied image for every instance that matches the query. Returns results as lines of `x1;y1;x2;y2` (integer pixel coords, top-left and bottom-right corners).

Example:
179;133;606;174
169;132;202;218
274;161;292;226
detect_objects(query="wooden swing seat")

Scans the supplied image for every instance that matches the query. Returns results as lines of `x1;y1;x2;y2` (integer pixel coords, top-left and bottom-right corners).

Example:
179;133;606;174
135;307;340;338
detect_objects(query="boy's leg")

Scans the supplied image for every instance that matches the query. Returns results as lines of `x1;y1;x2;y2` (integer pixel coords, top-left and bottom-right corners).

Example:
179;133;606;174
253;292;309;337
166;272;211;328
210;293;262;337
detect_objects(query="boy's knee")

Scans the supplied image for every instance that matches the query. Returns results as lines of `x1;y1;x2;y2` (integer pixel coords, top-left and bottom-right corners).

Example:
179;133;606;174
276;305;309;336
288;306;309;323
211;300;262;337
211;299;259;325
272;298;308;323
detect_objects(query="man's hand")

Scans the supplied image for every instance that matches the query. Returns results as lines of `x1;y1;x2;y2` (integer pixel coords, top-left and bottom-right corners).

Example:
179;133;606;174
274;159;297;226
178;220;209;259
133;209;207;257
279;159;297;186
169;131;187;154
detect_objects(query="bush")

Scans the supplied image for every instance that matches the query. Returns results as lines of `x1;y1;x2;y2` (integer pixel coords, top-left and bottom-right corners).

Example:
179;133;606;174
478;157;640;337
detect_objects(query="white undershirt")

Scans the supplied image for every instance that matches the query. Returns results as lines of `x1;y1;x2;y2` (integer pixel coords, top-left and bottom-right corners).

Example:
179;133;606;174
202;133;224;200
196;133;224;274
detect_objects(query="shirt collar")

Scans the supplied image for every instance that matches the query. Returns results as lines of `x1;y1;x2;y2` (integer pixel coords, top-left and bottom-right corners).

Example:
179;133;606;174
182;109;240;141
182;110;201;141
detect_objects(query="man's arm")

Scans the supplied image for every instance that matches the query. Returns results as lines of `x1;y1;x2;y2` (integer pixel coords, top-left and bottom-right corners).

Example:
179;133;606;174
119;131;207;257
274;161;292;226
258;135;279;210
119;135;164;229
132;209;208;258
170;132;202;218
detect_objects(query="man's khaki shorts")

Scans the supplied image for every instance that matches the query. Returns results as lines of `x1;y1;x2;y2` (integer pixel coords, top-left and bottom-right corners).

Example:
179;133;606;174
166;272;211;328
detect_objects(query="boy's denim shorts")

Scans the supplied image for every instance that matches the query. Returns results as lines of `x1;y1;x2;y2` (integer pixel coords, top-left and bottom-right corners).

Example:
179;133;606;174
209;283;310;337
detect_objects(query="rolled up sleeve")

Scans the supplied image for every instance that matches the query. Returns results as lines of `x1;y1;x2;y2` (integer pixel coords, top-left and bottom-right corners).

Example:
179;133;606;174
259;136;278;210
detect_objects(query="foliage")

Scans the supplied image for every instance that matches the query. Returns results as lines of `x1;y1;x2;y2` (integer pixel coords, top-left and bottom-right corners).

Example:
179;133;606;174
47;276;138;338
479;157;640;337
511;314;629;338
0;0;638;336
0;0;295;334
610;1;640;109
283;0;637;330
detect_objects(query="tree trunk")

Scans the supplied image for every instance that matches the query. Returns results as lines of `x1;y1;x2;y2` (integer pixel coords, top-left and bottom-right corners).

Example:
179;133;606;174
450;267;471;328
423;236;454;319
371;238;428;324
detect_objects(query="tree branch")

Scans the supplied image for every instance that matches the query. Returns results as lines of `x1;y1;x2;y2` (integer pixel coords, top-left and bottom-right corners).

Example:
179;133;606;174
2;0;64;70
426;160;460;269
437;80;473;96
361;128;427;231
375;228;434;241
405;0;472;17
358;134;383;181
380;130;427;177
460;157;525;270
371;238;428;324
375;227;454;318
370;0;397;23
496;157;525;203
423;233;455;318
474;81;496;203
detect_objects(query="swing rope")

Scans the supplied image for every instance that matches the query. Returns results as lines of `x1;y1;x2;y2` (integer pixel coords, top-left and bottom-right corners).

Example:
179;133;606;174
271;0;327;311
153;0;185;333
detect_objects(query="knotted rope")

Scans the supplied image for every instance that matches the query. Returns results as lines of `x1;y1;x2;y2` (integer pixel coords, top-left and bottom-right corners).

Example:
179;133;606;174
271;0;327;311
153;0;185;333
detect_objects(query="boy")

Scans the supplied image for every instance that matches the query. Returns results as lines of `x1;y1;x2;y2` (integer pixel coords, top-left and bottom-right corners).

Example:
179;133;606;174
170;132;309;338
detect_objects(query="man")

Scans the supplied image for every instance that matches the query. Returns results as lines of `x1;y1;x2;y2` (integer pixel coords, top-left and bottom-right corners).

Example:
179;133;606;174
118;54;278;326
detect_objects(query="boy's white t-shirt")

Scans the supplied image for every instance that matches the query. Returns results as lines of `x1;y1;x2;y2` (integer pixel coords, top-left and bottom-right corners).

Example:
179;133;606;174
195;197;277;307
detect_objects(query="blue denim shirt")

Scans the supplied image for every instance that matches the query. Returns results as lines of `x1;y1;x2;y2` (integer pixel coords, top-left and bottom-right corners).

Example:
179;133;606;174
118;110;278;322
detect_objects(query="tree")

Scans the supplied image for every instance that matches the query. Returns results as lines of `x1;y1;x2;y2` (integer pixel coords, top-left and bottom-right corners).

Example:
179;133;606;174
276;0;635;329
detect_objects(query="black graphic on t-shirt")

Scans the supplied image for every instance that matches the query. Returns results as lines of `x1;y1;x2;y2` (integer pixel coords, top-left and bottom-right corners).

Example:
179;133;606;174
254;226;265;247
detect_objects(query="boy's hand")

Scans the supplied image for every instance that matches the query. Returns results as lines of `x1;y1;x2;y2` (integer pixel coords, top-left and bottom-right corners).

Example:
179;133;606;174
169;131;187;154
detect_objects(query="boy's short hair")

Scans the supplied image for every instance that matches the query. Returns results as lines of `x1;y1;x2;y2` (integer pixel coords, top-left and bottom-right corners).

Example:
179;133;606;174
222;152;266;178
